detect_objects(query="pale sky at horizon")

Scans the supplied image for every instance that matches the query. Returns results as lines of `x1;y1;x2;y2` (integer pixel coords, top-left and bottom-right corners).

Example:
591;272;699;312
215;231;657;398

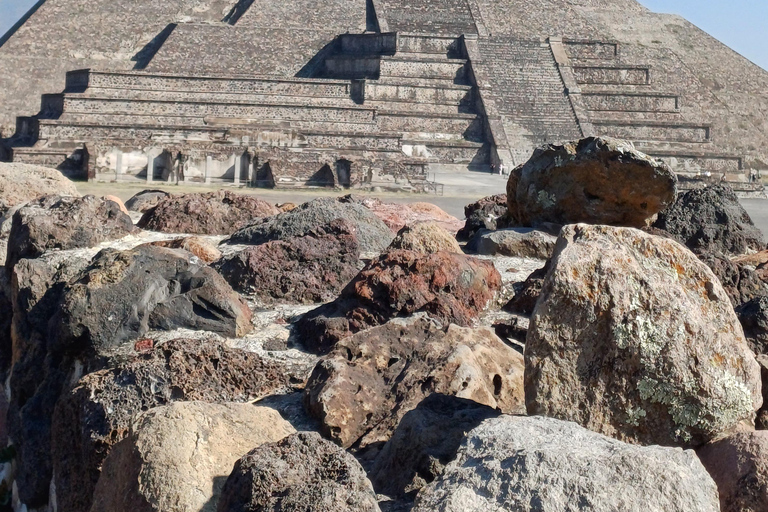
0;0;766;70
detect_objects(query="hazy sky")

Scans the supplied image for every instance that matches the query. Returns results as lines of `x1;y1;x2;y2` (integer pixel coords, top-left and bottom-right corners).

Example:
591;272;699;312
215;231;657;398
0;0;766;70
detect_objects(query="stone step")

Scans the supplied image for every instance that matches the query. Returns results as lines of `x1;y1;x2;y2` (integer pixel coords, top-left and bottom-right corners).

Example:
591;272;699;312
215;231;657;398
571;64;651;86
581;91;680;113
402;139;489;164
591;120;711;144
396;34;462;57
373;75;464;87
380;55;467;80
376;110;483;139
562;40;619;60
365;81;471;104
646;151;745;175
587;110;684;124
365;99;470;115
65;70;353;98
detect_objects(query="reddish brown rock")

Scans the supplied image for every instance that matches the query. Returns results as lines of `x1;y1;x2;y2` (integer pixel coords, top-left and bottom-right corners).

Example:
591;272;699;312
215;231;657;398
340;195;463;234
138;190;279;235
296;250;501;354
697;431;768;512
214;219;360;304
698;252;768;307
305;317;525;453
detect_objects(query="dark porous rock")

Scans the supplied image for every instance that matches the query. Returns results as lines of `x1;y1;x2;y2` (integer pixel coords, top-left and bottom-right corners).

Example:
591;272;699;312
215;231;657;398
369;394;500;499
0;268;11;379
296;250;501;354
503;261;550;315
697;431;768;512
304;317;524;454
229;197;393;253
758;355;768;429
6;194;136;268
698;252;768;307
526;224;761;448
467;227;556;259
124;189;172;213
217;432;381;512
508;136;677;229
737;297;768;355
214;219;360;304
456;193;508;241
8;245;251;506
653;184;765;256
53;338;294;512
138;190;279;235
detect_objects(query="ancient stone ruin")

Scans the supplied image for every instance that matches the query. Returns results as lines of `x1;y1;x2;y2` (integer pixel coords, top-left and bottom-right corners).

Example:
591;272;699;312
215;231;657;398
1;0;767;191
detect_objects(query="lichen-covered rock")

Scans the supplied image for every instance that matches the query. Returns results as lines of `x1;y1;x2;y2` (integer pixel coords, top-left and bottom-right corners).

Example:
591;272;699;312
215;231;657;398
147;236;222;263
340;195;463;235
653;184;765;256
456;194;508;241
214;219;360;304
387;222;462;254
229;197;393;253
526;224;762;447
296;250;501;354
52;338;293;512
697;431;768;512
138;190;279;235
369;394;500;499
411;415;720;512
6;194;136;268
305;316;525;451
217;432;381;512
91;402;295;512
508;137;677;229
124;189;172;213
467;228;556;259
0;162;79;211
699;251;768;307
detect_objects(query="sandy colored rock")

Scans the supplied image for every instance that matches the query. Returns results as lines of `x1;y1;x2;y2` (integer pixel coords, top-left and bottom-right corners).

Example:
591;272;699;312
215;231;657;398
697;430;768;512
91;402;295;512
508;136;677;229
103;194;129;214
217;432;381;512
526;224;762;447
305;316;525;451
412;415;720;512
467;228;556;258
0;162;79;211
147;236;222;263
387;221;462;254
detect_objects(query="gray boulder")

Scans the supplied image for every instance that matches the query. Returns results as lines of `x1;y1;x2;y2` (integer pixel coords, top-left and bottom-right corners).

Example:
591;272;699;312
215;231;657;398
228;197;394;253
507;136;677;229
526;224;762;447
124;189;172;213
412;415;720;512
467;228;556;259
217;432;381;512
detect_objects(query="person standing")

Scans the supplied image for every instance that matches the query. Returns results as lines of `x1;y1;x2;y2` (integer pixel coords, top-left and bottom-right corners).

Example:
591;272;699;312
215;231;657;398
499;162;506;176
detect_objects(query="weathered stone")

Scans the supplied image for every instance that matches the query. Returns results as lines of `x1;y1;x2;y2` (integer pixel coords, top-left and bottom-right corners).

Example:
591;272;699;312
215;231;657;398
296;250;501;354
138;190;279;235
103;194;129;214
52;338;293;512
654;184;765;256
217;432;381;512
0;162;79;211
737;296;768;355
229;197;393;253
369;394;500;498
91;402;295;512
6;195;136;268
508;137;677;228
467;228;556;259
412;415;720;512
502;261;550;316
699;251;768;306
757;355;768;430
146;236;223;263
526;224;762;447
124;189;172;213
305;317;525;451
214;219;360;304
456;194;509;241
697;431;768;512
387;221;462;254
0;268;11;380
340;195;463;235
277;202;298;212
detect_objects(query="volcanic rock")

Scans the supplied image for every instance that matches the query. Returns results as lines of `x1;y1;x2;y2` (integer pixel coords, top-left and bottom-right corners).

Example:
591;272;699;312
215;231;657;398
296;250;501;354
467;228;556;259
124;189;172;213
52;337;293;512
217;432;381;512
369;394;500;498
699;251;768;306
508;137;677;229
737;296;768;355
503;262;550;315
340;195;463;234
456;194;508;241
214;219;360;304
147;236;222;263
525;224;762;447
653;184;765;255
5;194;136;268
304;316;525;452
387;222;462;254
91;402;295;512
697;431;768;512
0;162;79;212
757;355;768;429
411;415;720;512
229;197;393;253
138;190;279;235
